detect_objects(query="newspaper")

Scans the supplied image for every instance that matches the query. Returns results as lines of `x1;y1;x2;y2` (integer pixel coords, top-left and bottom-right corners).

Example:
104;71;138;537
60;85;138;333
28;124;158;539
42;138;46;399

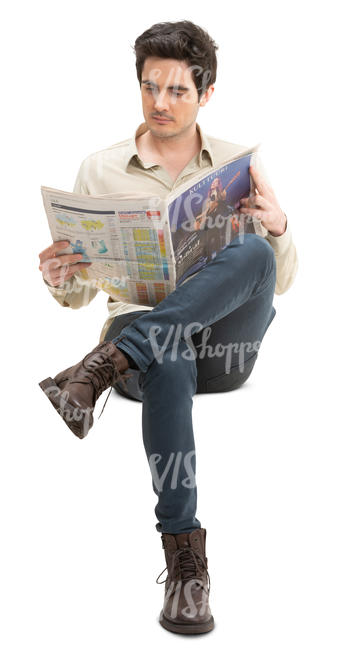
41;144;266;307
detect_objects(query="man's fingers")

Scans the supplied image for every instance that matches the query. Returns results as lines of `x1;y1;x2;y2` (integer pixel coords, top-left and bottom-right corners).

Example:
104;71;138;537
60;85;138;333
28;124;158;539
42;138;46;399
39;239;92;287
238;206;264;219
43;261;92;286
240;194;269;210
249;165;274;197
39;253;85;271
45;270;69;286
41;259;91;274
38;240;70;264
39;258;63;272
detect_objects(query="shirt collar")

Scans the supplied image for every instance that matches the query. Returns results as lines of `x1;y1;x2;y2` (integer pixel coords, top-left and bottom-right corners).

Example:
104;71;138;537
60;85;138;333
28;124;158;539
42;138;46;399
124;121;214;171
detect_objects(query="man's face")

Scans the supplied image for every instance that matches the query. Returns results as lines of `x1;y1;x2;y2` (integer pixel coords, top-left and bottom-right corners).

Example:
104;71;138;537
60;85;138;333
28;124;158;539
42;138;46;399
140;57;213;139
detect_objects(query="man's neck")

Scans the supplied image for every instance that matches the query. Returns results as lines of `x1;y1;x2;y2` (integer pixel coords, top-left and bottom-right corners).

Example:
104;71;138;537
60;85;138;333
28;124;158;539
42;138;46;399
137;122;201;162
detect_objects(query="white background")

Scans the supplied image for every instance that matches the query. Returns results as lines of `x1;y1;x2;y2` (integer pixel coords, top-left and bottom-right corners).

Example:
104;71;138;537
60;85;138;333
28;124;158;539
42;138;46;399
1;0;342;647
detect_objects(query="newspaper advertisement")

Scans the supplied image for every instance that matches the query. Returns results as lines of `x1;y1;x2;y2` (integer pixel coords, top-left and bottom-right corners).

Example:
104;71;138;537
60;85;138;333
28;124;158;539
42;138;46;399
168;150;265;286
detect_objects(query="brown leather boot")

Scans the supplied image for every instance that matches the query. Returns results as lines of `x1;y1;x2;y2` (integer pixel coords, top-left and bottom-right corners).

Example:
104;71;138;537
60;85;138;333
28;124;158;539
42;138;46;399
39;337;133;439
156;528;214;634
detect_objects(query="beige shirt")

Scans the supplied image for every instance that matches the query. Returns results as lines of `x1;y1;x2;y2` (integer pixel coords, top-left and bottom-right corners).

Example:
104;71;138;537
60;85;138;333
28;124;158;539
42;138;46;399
44;122;298;343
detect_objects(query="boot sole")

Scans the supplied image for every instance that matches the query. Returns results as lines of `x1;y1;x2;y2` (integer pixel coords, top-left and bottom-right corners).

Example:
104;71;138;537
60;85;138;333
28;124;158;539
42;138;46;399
39;377;93;439
159;610;215;634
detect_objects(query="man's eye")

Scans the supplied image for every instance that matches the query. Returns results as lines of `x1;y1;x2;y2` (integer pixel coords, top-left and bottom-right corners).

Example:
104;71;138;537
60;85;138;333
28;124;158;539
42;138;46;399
144;87;183;97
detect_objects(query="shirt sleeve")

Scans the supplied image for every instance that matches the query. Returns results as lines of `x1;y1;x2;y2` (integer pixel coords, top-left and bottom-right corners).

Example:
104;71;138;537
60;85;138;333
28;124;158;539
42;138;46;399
72;158;90;195
43;158;100;309
250;151;299;295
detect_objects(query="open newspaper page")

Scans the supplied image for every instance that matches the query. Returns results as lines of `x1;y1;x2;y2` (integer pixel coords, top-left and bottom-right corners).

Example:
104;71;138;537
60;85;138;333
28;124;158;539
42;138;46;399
167;145;267;287
41;188;176;307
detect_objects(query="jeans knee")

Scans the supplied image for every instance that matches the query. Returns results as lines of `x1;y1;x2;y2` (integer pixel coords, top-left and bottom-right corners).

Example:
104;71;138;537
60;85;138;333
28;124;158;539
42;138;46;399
146;344;197;391
242;233;276;279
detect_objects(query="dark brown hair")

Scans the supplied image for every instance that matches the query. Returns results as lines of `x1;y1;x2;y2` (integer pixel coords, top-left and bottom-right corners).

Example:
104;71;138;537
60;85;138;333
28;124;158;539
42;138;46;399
133;20;218;102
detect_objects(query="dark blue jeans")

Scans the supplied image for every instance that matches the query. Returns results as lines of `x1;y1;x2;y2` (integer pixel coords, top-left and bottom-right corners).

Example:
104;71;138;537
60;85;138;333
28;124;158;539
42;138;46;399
104;234;277;535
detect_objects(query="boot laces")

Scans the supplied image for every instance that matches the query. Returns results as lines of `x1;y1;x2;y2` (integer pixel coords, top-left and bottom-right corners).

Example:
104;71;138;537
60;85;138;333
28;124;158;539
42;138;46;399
96;336;135;419
70;349;113;395
97;366;133;421
156;547;211;593
69;337;134;420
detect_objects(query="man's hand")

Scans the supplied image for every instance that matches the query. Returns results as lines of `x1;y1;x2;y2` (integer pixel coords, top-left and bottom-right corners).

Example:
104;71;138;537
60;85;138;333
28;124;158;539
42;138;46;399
238;165;287;237
38;240;92;287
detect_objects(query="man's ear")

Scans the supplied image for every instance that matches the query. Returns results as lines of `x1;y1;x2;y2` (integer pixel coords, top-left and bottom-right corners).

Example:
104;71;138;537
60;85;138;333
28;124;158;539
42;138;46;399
199;85;215;107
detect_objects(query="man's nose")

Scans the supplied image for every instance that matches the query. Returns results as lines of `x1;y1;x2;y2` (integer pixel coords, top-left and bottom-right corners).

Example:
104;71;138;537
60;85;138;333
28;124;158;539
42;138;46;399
153;90;170;112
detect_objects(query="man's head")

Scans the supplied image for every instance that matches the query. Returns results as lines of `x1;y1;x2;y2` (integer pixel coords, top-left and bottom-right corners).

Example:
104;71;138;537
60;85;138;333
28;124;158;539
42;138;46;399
133;21;218;139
